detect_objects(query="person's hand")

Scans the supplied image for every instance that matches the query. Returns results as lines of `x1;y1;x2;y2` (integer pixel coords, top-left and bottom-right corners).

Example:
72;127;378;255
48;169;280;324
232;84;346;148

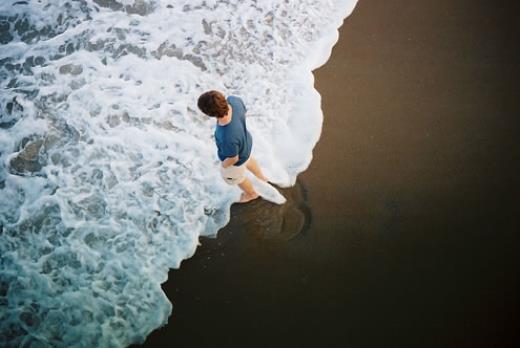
221;155;239;168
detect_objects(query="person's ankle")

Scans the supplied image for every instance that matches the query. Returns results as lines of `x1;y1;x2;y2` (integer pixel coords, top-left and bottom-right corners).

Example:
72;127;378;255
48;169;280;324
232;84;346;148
257;175;268;182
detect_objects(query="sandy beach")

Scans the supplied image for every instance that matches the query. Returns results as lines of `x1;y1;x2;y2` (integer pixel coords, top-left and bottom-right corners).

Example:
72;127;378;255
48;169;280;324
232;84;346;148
134;1;518;347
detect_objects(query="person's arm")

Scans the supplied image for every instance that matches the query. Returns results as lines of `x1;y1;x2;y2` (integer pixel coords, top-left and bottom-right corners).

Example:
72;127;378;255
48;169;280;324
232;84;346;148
222;155;239;168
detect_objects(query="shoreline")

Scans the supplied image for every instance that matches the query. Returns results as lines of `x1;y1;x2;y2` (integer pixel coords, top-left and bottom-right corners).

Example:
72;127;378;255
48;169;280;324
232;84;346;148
134;0;518;347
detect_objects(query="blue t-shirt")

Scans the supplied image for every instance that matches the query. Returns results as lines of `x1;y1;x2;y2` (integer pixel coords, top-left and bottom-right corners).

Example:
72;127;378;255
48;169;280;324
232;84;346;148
214;96;252;166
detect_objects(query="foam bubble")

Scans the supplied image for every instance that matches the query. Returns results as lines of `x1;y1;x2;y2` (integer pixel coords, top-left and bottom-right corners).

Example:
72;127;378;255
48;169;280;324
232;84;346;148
0;0;358;346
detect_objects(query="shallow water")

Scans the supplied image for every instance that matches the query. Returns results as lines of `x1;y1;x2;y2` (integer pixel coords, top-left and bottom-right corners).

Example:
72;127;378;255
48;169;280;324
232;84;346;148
0;1;357;346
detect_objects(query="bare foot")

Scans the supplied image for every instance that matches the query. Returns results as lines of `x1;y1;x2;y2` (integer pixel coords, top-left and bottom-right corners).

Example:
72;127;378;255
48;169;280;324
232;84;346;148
239;192;259;203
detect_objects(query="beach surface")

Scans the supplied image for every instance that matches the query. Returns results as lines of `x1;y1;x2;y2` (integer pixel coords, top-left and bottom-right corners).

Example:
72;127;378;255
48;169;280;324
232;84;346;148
135;0;518;347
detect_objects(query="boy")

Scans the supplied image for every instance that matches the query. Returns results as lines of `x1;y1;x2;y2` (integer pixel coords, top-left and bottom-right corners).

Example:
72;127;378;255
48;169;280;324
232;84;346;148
197;90;268;203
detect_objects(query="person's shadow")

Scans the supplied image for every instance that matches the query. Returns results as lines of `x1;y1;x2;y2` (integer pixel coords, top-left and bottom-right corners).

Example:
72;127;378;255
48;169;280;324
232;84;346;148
208;179;312;248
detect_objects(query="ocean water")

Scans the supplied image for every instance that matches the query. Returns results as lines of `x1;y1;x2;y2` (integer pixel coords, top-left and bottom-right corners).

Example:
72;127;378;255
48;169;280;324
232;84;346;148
0;0;357;346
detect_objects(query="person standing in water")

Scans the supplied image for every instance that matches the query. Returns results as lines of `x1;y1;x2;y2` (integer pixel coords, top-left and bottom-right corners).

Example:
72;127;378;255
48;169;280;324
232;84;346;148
197;90;268;203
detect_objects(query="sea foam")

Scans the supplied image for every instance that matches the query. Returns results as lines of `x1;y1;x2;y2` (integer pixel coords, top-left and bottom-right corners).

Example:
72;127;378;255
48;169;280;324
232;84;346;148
0;0;357;346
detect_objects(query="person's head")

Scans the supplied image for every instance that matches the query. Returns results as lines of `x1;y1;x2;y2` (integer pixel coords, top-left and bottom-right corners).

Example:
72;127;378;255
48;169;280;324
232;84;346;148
197;90;229;118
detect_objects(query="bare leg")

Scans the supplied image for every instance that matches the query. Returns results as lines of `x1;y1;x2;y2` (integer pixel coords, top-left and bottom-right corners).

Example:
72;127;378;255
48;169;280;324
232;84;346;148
246;157;268;182
238;178;259;203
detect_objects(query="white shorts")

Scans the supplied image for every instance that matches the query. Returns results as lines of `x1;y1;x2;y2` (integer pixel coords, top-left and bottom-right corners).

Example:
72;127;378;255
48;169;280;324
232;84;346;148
220;160;248;185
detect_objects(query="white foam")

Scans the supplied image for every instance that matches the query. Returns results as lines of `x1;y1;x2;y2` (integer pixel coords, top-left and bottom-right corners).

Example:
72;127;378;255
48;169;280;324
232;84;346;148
249;175;286;205
0;0;358;346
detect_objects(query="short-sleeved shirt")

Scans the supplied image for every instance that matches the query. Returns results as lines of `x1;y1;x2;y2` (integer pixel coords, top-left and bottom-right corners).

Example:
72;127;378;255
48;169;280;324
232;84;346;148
214;96;252;166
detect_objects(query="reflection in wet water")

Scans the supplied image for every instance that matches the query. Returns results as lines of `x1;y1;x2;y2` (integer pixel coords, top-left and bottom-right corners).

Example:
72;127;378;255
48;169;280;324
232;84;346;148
201;179;312;248
231;180;312;242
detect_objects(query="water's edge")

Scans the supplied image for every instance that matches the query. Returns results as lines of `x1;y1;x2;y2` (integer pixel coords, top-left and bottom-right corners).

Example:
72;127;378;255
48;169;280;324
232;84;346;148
0;1;358;346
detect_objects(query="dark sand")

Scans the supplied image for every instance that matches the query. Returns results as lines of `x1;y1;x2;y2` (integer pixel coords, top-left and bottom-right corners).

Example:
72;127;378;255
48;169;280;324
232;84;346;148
134;1;519;347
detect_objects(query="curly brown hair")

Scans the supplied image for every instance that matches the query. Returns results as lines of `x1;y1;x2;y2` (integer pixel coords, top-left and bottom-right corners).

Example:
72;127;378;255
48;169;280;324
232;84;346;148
197;90;229;118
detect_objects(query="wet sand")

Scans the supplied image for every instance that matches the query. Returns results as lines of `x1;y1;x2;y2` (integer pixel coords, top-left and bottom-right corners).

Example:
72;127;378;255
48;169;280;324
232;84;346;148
134;0;518;347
